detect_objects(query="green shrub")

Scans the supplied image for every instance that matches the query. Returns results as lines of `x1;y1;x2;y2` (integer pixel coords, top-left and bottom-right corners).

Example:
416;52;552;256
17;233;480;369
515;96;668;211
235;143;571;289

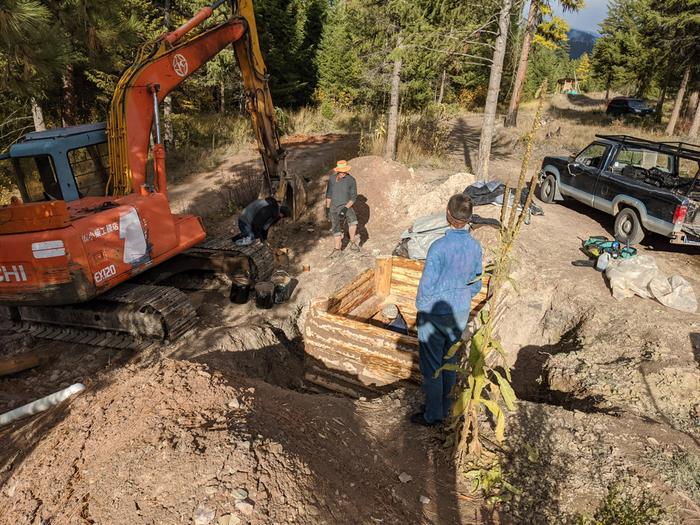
576;483;666;525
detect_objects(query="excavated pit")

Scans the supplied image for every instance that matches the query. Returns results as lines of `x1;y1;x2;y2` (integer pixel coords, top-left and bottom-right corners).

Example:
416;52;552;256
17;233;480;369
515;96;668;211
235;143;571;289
510;316;621;415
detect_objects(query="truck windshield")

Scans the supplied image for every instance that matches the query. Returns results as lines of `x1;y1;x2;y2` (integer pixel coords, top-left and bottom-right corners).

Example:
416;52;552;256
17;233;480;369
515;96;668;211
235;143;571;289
1;155;62;203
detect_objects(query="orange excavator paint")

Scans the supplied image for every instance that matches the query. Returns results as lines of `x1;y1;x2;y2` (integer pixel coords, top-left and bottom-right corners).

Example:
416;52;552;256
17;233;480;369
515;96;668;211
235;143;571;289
0;0;304;316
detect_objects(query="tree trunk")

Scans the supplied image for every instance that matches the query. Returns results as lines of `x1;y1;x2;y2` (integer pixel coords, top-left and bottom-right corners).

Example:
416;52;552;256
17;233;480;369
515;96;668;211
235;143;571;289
61;64;76;127
220;81;226;113
504;0;538;128
385;35;402;161
476;0;513;180
689;95;700;139
31;98;46;131
655;64;673;123
685;90;698;119
665;63;691;136
605;72;612;101
437;68;446;105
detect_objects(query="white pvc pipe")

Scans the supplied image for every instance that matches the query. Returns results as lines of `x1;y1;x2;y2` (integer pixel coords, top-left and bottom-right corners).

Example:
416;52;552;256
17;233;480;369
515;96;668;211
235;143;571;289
0;383;86;427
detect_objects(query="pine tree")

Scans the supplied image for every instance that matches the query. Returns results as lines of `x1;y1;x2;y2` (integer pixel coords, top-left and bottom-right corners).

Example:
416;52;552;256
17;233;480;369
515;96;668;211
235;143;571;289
504;0;583;127
314;1;362;108
0;0;71;128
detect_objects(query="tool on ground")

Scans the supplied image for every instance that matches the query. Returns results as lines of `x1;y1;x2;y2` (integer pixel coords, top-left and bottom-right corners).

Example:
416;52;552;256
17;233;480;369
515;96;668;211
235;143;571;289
0;1;307;348
581;236;637;260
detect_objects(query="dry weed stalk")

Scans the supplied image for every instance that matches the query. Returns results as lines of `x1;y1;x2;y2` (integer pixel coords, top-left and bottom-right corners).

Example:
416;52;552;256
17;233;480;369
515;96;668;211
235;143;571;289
447;81;547;477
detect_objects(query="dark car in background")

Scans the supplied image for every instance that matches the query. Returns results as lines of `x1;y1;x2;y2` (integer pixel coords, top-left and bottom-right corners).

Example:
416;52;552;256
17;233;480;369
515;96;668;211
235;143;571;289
606;97;655;117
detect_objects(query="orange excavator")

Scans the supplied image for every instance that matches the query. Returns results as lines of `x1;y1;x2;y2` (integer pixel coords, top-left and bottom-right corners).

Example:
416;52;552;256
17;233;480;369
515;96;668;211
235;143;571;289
0;0;306;348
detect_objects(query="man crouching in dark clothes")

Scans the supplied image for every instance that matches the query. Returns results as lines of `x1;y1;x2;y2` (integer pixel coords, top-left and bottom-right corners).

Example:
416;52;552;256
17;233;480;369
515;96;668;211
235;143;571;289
235;197;291;245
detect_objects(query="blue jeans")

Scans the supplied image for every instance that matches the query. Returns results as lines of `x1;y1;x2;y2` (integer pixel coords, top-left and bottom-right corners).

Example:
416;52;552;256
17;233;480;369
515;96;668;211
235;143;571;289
417;309;469;423
238;218;253;239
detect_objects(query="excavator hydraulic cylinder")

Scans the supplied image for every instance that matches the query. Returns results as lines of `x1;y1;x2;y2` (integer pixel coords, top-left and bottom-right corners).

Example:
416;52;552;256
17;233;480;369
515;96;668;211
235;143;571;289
164;0;226;44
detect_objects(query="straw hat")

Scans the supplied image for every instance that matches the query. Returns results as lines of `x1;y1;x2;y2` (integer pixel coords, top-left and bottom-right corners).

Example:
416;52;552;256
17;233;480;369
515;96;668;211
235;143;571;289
333;160;351;173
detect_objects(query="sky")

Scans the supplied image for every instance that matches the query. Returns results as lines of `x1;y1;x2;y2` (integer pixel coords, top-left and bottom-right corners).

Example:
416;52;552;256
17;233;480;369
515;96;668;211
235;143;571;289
551;0;608;34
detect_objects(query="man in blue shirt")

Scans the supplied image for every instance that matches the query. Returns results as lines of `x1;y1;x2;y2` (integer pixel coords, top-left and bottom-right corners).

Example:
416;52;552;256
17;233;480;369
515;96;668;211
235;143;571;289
412;193;483;426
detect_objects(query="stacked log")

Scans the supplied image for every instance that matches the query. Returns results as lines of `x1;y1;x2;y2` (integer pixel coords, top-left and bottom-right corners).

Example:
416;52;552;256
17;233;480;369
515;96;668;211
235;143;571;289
304;257;490;397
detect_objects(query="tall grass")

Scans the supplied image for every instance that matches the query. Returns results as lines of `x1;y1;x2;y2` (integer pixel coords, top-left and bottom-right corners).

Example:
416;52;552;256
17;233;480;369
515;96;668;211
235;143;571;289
359;106;451;166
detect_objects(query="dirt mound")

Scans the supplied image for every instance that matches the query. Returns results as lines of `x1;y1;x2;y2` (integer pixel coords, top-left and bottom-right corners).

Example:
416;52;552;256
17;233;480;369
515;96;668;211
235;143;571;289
405;171;475;218
342;155;413;226
346;155;475;235
0;354;424;525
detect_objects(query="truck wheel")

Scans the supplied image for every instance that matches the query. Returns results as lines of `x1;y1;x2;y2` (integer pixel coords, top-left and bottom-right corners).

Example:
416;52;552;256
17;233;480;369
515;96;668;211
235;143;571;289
614;208;645;245
538;174;557;204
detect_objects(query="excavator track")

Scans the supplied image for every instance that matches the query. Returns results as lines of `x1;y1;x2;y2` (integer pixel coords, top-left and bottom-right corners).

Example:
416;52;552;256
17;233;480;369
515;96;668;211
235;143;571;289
2;237;276;350
186;235;275;281
8;284;197;351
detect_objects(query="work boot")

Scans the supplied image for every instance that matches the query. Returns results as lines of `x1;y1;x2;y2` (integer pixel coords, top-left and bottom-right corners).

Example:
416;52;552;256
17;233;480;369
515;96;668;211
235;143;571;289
234;235;254;247
349;241;360;252
409;412;439;427
327;248;341;259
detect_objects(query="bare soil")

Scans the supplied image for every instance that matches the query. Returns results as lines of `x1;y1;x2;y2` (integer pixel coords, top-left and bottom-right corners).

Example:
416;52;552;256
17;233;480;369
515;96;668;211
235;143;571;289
1;98;699;524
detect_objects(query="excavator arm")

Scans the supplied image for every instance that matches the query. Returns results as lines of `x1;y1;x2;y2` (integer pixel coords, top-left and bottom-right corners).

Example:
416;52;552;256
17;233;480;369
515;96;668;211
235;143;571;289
106;0;306;218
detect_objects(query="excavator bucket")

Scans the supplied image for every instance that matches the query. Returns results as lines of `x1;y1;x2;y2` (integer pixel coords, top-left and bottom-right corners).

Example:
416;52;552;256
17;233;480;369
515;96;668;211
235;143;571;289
288;171;308;221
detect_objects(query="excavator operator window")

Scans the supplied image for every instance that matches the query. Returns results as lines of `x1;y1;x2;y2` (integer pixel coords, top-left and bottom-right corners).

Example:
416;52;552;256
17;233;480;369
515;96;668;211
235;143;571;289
12;155;62;202
68;143;110;197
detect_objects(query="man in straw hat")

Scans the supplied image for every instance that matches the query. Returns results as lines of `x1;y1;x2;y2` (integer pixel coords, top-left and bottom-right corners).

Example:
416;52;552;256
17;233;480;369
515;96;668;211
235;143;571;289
411;193;483;427
325;160;360;258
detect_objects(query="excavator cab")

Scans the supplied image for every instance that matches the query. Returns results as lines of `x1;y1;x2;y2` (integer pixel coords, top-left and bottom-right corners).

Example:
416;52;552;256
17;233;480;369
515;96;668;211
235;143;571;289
0;124;110;204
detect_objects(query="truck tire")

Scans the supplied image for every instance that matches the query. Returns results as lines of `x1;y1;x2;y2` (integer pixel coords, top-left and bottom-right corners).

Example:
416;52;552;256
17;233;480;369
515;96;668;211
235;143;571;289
614;207;645;245
538;174;557;204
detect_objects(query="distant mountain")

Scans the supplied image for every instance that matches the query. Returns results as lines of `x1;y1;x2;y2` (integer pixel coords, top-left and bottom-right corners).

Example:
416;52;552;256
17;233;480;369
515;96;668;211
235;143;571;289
568;29;598;59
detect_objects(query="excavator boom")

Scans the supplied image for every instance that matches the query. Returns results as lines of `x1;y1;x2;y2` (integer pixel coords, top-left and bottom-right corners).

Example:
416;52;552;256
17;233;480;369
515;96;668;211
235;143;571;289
107;0;306;217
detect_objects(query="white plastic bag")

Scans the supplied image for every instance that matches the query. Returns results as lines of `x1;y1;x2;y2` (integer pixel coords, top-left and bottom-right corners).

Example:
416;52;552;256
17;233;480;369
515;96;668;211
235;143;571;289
649;274;697;313
605;255;697;313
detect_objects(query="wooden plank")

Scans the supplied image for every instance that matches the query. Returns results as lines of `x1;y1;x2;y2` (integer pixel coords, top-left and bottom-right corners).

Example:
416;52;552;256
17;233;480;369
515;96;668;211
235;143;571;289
392;264;423;281
327;268;375;315
330;268;374;302
0;347;56;377
392;256;424;272
374;257;393;298
330;279;375;316
305;300;421;387
348;295;383;320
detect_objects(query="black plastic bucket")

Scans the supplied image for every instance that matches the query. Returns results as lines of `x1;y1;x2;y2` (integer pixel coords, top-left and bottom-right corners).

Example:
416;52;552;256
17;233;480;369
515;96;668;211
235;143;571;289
271;270;292;304
254;281;275;309
230;274;252;304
